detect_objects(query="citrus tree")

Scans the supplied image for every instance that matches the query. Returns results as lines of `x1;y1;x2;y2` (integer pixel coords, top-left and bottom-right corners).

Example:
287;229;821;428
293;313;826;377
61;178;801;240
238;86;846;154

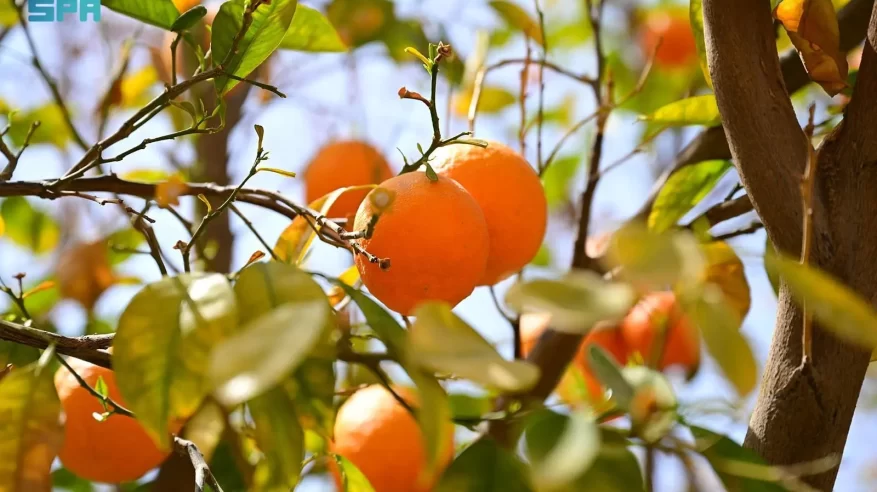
0;0;875;491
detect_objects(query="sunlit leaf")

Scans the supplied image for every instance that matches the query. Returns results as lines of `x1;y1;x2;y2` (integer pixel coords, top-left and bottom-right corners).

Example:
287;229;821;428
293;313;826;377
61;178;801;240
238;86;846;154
280;4;347;52
690;425;792;491
328;265;360;307
408;302;540;392
335;284;407;353
587;345;635;411
102;0;180;30
448;393;493;422
541;154;583;210
121;168;175;184
0;197;60;255
273;185;376;264
648;160;731;233
2;104;71;149
211;0;298;95
0;1;17;27
406;370;454;486
488;0;544;46
774;0;848;95
529;244;552;268
183;400;225;462
524;410;601;490
120;66;159;108
332;454;376;492
211;262;331;406
107;227;146;265
114;273;238;449
437;438;533;492
681;286;757;397
0;350;63;492
605;223;706;291
702;241;751;323
249;382;305;491
640;95;721;127
621;366;678;443
689;0;712;87
505;271;636;333
454;86;516;117
767;253;877;351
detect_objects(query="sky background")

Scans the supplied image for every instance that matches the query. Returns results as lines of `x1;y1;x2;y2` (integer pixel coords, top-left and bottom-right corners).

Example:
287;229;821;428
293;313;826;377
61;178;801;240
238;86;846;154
2;0;877;490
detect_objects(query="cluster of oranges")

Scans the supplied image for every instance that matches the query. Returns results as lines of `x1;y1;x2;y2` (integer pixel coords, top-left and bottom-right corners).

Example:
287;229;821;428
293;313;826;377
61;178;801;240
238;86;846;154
304;139;548;316
522;291;701;410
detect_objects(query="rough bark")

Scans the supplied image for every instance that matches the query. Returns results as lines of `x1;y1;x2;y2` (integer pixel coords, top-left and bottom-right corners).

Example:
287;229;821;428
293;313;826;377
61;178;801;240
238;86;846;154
704;0;877;489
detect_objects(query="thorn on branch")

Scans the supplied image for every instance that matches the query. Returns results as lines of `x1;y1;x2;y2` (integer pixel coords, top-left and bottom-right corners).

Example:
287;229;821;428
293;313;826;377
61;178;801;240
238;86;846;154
398;87;431;108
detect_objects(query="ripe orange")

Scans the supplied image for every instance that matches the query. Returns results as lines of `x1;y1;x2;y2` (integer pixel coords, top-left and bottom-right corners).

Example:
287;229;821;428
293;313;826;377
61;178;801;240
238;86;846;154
55;357;181;483
330;385;455;492
520;313;628;406
638;8;697;69
619;291;700;373
431;141;547;285
304;141;394;230
353;172;489;315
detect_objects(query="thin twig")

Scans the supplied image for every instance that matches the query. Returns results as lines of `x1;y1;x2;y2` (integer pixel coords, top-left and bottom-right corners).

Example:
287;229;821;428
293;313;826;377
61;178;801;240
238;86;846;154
174;438;225;492
55;354;135;418
800;104;818;363
0;121;39;182
534;0;547;173
711;222;764;242
15;6;88;150
229;204;279;261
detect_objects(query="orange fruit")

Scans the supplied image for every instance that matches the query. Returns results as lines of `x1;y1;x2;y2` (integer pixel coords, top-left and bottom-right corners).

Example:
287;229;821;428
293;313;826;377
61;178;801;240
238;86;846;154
353;172;489;315
619;291;700;373
638;8;697;69
172;0;200;12
330;385;455;492
55;357;181;483
520;313;628;406
431;141;547;285
304;141;394;230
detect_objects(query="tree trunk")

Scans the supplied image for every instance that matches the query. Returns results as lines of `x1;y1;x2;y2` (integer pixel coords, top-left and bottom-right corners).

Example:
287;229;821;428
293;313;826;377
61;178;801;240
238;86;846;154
703;0;877;489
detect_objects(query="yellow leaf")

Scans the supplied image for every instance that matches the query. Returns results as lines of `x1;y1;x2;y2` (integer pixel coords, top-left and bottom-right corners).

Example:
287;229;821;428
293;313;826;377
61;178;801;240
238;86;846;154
327;265;360;307
257;167;297;179
0;215;4;237
774;0;848;95
22;280;55;299
155;174;189;208
121;66;159;108
701;242;751;324
273;185;376;264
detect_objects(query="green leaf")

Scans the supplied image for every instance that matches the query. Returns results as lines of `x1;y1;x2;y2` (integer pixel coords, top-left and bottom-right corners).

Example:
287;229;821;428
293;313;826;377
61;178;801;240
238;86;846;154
767;252;877;351
171;5;208;32
0;350;63;491
524;410;601;490
437;438;534;492
681;287;758;397
690;0;712;87
505;271;636;333
587;345;635;410
249;382;305;491
621;366;678;443
94;375;109;399
0;340;40;369
337;285;407;354
114;273;238;450
325;0;394;49
408;302;540;392
541;155;583;210
332;454;376;492
102;0;180;30
407;370;454;483
106;227;146;265
290;357;336;437
212;0;298;95
488;0;544;46
280;5;347;52
529;243;552;268
0;197;61;255
605;223;706;290
690;425;789;491
641;95;721;127
551;428;645;492
648;160;732;233
380;20;430;63
449;393;493;421
52;467;95;492
211;301;328;406
3;104;71;149
211;262;330;406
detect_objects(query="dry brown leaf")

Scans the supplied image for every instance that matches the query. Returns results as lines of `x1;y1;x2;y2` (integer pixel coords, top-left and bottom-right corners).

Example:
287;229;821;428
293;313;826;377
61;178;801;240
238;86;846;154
774;0;848;95
56;240;117;311
702;241;751;324
155;174;189;208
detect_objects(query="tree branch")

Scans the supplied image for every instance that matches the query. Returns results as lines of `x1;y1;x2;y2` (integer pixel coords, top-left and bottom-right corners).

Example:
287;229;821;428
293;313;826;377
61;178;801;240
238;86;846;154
0;320;112;368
